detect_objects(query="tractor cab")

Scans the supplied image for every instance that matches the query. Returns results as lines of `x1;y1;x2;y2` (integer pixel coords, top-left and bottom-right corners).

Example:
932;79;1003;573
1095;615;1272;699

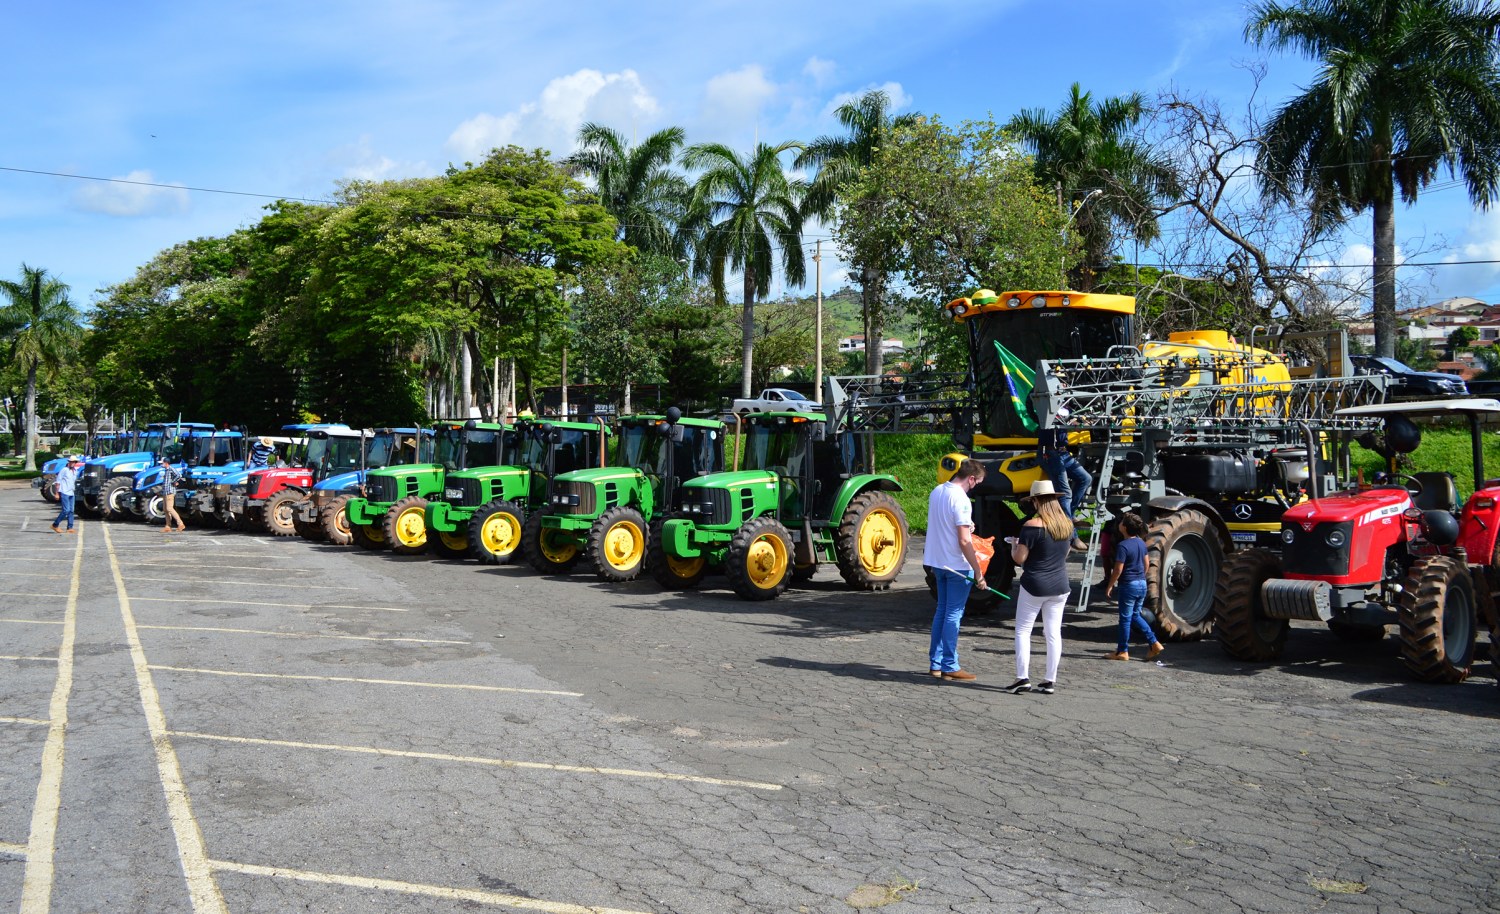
531;410;724;581
1216;397;1500;683
293;427;379;545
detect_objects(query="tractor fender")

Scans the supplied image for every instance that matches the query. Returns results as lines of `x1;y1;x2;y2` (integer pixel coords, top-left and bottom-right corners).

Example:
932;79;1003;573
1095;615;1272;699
826;475;902;525
1144;496;1233;547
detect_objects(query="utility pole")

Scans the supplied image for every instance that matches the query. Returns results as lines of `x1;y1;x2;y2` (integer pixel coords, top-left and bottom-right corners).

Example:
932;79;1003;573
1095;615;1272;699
814;239;824;396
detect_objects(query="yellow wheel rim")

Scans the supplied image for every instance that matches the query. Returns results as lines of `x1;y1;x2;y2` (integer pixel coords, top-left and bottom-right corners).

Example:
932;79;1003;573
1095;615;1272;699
439;529;468;551
365;523;385;543
858;507;903;576
602;520;645;571
480;512;521;555
665;552;705;580
538;530;578;564
395;508;426;547
332;509;351;537
745;533;788;588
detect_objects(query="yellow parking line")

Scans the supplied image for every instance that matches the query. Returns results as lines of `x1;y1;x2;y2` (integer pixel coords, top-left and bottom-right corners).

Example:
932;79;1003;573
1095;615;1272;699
102;525;228;914
0;618;65;626
0;717;50;726
19;522;83;913
208;860;652;914
133;597;407;612
170;731;784;791
125;577;358;590
138;625;464;645
0;655;58;663
0;842;26;857
148;666;582;697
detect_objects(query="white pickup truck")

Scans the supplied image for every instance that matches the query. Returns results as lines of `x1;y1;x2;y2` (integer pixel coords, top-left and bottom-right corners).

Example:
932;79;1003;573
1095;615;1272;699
731;388;823;415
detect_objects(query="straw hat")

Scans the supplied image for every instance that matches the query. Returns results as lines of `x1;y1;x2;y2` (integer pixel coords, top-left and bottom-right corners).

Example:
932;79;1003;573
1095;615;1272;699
66;455;81;464
1029;479;1058;498
258;436;273;447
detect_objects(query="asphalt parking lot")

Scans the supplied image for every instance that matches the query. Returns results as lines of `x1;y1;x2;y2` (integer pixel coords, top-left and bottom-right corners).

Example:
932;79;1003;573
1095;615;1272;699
2;480;1498;914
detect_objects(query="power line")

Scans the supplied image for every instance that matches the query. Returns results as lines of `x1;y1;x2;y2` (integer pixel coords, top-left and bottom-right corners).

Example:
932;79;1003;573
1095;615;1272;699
0;166;336;205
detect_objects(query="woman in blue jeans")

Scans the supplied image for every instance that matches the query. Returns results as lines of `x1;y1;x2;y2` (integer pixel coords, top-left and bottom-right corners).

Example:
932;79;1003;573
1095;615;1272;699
1103;513;1163;661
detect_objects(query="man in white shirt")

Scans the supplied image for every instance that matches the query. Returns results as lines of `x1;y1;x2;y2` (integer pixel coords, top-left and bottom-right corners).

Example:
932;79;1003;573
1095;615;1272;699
51;455;81;533
924;458;988;681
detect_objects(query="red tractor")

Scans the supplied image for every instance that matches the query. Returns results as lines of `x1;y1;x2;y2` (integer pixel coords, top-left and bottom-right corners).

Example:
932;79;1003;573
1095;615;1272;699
1214;399;1500;683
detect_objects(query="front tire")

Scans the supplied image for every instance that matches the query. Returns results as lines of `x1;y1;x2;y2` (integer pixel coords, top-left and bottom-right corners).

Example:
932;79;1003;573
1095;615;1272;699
262;490;301;537
1398;556;1478;683
350;517;386;551
41;480;58;503
589;506;648;582
99;476;134;520
1145;508;1225;641
1213;548;1288;661
430;528;470;559
834;491;909;591
321;494;354;546
725;516;792;601
647;520;706;589
143;494;166;525
524;512;581;574
384;496;430;555
471;500;525;565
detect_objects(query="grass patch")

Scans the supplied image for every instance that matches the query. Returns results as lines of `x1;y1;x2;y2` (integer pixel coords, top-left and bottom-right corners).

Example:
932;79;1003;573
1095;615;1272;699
1307;874;1368;895
869;433;954;534
844;877;919;909
0;468;42;481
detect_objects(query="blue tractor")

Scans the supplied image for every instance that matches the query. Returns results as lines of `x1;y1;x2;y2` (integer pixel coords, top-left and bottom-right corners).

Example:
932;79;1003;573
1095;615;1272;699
131;429;247;525
78;423;217;520
37;432;123;503
294;427;400;545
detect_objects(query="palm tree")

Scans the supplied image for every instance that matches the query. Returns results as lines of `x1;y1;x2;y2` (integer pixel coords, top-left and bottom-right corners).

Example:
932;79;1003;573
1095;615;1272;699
0;265;82;470
797;89;919;379
682;141;807;397
1007;83;1179;291
565;123;689;258
1247;0;1500;357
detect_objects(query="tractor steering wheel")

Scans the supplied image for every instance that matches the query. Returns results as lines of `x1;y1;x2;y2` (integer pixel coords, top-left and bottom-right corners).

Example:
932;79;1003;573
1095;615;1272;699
1377;473;1425;498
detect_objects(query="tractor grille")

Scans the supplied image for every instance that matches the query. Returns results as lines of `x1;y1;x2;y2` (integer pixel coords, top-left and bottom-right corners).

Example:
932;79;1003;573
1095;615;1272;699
80;467;102;494
365;476;395;503
695;489;733;525
555;480;596;515
1281;521;1354;577
452;478;483;507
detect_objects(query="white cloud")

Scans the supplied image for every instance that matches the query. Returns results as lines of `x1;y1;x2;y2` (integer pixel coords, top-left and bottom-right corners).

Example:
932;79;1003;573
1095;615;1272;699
1439;209;1500;301
698;65;779;138
803;56;836;86
446;69;661;161
328;135;424;182
820;81;911;121
71;170;189;217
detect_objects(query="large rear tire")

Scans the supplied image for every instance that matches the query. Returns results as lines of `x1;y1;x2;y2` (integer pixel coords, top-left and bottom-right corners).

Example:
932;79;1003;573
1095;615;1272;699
589;506;648;582
1213;548;1288;661
725;516;792;601
524;512;581;574
262;490;301;537
1398;556;1478;683
1145;508;1225;641
647;520;706;589
99;476;134;521
321;495;354;546
470;500;525;565
384;496;430;555
834;490;909;591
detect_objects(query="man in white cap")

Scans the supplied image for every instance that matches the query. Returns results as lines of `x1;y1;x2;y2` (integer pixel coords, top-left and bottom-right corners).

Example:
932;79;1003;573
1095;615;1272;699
1039;407;1091;520
51;455;82;533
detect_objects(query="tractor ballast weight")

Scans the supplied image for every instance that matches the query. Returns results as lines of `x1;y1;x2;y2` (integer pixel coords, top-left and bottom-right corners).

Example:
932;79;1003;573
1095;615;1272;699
529;410;724;581
425;418;604;564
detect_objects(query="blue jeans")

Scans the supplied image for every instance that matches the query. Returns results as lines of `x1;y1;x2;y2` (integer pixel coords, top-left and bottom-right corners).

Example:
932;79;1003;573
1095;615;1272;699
1116;579;1155;651
929;567;974;673
1043;452;1092;518
53;493;76;530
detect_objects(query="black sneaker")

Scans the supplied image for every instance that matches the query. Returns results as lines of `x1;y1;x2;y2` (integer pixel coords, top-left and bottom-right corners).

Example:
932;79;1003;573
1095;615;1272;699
1004;678;1031;694
1036;681;1055;694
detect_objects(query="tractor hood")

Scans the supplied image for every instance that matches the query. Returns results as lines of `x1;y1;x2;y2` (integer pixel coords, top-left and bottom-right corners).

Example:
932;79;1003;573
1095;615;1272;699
366;463;440;481
1282;487;1412;526
554;466;646;486
681;469;779;492
89;452;156;474
42;457;67;474
447;465;529;482
247;466;314;498
184;462;246;485
313;470;364;493
132;465;186;492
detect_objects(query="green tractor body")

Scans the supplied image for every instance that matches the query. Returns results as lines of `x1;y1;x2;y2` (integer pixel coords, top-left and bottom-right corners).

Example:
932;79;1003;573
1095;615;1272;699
530;412;726;581
424;418;604;562
659;411;910;599
344;426;438;553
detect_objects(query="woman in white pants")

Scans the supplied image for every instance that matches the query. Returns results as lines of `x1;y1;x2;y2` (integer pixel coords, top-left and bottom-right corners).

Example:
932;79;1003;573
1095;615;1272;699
1005;480;1080;694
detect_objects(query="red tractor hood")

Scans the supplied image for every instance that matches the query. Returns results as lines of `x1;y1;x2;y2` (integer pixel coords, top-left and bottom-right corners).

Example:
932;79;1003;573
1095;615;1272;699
247;466;314;499
1282;488;1413;527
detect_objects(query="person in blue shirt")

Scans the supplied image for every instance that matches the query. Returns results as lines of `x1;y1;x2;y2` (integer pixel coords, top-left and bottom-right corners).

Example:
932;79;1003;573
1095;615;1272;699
247;436;275;470
51;455;81;533
1103;512;1164;661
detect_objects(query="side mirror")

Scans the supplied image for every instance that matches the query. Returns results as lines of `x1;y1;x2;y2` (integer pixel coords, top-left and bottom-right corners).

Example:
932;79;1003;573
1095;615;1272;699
669;424;685;443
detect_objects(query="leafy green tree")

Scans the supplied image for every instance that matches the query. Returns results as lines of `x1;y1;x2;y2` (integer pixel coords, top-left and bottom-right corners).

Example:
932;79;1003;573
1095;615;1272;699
572;255;691;413
1007;83;1179;292
642;279;735;411
1247;0;1500;358
798;90;920;378
0;264;82;469
1448;323;1480;358
682;141;808;397
565;124;689;258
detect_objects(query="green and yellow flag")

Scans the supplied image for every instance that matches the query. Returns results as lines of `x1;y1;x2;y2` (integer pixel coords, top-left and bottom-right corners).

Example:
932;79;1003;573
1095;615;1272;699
994;341;1038;432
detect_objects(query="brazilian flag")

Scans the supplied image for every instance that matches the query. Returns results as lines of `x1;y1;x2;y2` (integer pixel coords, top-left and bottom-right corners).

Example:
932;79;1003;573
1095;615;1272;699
994;341;1038;432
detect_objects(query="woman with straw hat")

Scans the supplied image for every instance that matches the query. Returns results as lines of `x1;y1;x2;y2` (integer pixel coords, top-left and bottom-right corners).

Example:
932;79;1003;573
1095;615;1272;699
1004;479;1081;694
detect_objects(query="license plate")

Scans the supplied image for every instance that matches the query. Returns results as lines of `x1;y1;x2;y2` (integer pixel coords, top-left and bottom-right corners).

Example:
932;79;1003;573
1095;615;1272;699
444;488;463;500
1230;532;1258;543
229;495;246;511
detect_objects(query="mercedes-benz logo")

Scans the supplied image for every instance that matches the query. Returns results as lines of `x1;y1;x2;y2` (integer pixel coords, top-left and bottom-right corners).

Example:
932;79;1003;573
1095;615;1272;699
1232;504;1254;520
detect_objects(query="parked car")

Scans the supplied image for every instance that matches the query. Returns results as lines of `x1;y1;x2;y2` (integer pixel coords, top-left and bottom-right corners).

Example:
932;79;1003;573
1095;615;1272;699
1351;355;1468;398
731;388;823;415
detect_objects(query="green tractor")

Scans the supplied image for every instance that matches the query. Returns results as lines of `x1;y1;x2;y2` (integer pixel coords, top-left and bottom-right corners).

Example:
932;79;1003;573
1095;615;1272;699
657;411;910;600
527;410;726;581
345;421;505;555
426;418;607;564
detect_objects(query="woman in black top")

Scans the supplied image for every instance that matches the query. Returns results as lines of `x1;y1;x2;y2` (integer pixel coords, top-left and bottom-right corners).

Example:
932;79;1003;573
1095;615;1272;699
1005;479;1079;694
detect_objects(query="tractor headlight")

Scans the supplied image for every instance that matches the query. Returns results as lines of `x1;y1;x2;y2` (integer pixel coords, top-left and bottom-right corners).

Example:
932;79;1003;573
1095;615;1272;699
1324;529;1346;548
1280;527;1296;544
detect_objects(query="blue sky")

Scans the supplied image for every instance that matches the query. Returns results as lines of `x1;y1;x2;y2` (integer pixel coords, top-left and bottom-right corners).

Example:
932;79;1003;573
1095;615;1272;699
5;0;1499;310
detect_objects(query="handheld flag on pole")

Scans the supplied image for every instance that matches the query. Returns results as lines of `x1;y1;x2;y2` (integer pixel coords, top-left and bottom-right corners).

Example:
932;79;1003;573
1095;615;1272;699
993;341;1039;432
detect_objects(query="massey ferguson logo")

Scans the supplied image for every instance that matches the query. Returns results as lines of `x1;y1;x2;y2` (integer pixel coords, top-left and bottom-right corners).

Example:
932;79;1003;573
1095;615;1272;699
1301;521;1315;532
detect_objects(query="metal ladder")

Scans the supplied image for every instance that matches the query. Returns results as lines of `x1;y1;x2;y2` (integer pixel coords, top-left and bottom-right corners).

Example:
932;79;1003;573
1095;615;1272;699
1073;431;1119;611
